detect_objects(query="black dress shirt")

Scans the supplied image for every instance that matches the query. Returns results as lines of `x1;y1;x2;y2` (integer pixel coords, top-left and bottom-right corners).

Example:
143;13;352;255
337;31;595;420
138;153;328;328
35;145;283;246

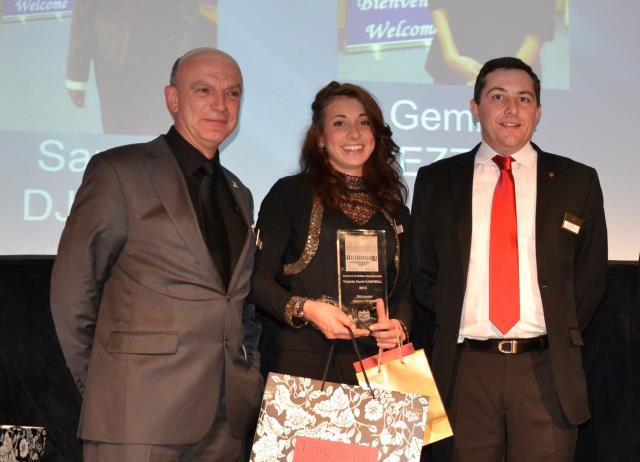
165;126;246;288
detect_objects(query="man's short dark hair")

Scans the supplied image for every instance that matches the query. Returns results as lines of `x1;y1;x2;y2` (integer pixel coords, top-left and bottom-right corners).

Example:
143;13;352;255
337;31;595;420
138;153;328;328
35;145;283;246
169;58;180;86
473;57;541;106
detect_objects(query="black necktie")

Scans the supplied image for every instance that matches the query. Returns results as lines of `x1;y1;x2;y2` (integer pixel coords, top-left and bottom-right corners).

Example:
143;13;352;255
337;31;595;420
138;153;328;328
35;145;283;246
199;161;231;288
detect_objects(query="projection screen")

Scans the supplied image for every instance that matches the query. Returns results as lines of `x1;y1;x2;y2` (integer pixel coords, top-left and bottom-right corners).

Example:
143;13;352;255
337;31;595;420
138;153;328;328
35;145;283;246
0;0;638;260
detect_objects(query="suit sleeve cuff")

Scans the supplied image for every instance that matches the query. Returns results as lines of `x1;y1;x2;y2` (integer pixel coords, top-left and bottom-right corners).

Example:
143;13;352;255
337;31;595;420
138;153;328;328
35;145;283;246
65;79;87;91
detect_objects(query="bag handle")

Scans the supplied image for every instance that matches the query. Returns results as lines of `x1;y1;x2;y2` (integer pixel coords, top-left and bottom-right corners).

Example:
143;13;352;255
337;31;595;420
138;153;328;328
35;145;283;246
376;319;409;371
320;327;376;399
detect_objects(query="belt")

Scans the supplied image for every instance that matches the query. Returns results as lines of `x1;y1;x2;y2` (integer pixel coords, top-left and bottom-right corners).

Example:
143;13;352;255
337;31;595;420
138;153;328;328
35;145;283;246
461;336;548;355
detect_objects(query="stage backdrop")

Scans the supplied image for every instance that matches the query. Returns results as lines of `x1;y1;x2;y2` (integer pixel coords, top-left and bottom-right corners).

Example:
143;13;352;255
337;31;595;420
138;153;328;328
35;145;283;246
0;258;637;461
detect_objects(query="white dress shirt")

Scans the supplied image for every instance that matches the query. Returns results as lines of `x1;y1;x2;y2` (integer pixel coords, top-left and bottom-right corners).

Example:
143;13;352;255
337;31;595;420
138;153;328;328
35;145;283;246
458;141;546;341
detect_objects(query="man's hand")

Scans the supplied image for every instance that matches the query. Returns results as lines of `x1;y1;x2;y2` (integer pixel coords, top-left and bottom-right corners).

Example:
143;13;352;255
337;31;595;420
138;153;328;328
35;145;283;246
67;88;86;107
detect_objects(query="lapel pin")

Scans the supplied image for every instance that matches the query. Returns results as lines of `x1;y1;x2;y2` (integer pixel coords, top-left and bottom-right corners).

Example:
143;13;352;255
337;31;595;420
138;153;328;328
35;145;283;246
231;180;238;189
548;171;555;178
255;228;263;250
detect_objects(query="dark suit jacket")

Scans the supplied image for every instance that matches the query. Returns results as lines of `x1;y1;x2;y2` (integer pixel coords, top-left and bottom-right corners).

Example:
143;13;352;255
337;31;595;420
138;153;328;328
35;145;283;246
50;136;262;444
66;0;218;135
411;143;607;425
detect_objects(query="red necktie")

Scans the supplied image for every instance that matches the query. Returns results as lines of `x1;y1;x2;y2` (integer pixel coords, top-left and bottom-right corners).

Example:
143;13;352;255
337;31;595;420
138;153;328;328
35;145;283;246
489;155;520;334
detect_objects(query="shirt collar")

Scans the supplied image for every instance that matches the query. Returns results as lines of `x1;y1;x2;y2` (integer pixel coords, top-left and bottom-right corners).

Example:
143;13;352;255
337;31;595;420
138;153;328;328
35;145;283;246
475;141;536;168
165;126;221;177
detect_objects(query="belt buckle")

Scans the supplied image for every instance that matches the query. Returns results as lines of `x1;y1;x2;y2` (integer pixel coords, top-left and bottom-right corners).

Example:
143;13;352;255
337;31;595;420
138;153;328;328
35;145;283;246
497;339;518;354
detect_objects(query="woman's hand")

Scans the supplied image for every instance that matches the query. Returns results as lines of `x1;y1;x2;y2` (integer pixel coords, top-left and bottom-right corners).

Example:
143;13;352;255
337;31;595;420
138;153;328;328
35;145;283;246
447;54;483;84
302;300;370;340
368;299;406;349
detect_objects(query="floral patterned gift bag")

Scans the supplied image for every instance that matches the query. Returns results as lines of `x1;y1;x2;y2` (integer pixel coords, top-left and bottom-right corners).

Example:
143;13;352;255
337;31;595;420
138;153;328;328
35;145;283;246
0;425;46;461
249;373;428;462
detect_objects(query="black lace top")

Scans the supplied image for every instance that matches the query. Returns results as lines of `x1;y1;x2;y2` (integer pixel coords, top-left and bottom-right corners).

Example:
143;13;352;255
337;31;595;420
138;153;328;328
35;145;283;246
339;173;378;225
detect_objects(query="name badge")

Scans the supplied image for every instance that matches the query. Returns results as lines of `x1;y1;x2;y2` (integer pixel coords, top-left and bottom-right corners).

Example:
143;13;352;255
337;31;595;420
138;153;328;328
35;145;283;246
561;212;583;235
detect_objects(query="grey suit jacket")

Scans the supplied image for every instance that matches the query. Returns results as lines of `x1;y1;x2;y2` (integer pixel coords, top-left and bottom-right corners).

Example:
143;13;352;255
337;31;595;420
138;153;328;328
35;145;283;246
411;143;608;425
51;136;262;444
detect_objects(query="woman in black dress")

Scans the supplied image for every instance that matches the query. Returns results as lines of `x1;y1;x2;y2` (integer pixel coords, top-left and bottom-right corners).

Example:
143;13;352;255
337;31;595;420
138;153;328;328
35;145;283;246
250;81;411;384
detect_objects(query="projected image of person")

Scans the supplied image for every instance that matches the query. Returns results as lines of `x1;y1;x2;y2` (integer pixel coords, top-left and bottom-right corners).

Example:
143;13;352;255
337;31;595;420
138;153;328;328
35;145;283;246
425;0;556;85
51;48;262;462
65;1;218;135
412;57;607;461
250;82;412;384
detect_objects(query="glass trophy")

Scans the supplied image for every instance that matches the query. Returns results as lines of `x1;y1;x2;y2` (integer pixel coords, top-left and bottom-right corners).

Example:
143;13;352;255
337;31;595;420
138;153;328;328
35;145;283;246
337;229;388;329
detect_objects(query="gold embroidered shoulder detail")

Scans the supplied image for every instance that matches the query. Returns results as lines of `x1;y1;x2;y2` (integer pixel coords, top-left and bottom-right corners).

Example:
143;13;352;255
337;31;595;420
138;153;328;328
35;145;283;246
283;195;323;275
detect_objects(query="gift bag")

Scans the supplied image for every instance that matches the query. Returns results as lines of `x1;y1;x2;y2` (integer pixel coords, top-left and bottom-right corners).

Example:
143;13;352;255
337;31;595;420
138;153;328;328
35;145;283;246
0;425;46;461
249;372;428;462
354;343;453;445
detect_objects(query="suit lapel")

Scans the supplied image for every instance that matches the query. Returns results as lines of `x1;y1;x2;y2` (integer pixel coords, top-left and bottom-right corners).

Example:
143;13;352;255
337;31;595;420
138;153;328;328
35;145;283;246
222;169;253;291
535;147;565;280
535;146;562;236
143;137;223;288
451;148;478;284
222;171;252;229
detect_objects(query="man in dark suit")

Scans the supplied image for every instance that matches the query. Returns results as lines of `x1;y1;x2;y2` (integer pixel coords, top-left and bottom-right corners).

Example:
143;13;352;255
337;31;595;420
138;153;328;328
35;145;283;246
412;57;607;462
51;48;262;461
65;0;218;135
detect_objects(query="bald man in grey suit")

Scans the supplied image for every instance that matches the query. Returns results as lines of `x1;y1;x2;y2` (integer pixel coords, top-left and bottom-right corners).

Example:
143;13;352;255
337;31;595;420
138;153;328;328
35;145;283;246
51;48;262;461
